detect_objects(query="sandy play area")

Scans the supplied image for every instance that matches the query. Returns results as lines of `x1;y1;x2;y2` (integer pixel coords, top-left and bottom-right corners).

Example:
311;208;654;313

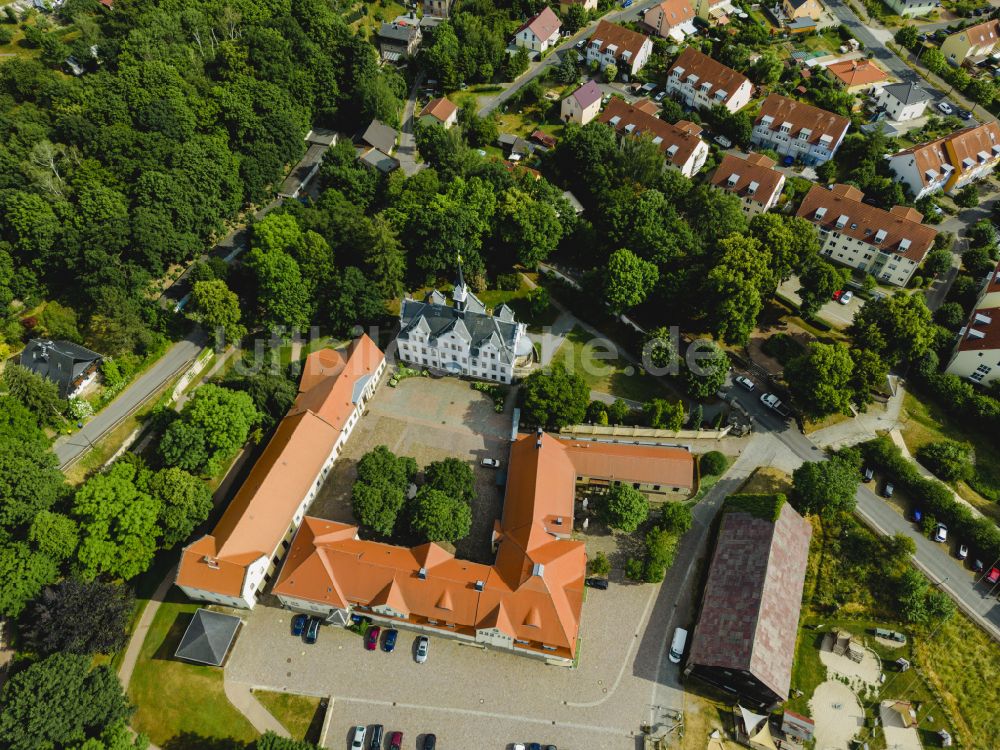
879;701;923;750
810;680;864;750
819;644;881;691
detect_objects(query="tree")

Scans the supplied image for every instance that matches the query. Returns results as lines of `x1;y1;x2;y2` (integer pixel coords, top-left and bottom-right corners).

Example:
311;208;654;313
643;326;679;372
894;25;918;48
0;431;65;532
599;483;649;533
160;385;259;475
962;245;996;278
23;579;134;656
326;266;387;335
145;467;213;548
786;342;855;418
2;364;65;427
505;46;530;79
588;551;611;577
749;213;819;285
603;248;658;314
410;487;472;542
192;280;246;346
608;398;632;425
923;248;952;277
851;292;936;366
968;76;996;107
703;234;771;345
955;183;979;208
564;5;587;33
28;511;77;561
37;301;80;342
700;451;727;477
916;440;973;482
935;301;967;329
424;457;475;504
660;502;693;534
798;260;849;317
791;457;859;518
522;362;589;429
683;342;729;400
245;246;312;332
352;479;405;537
603;63;618;81
644;398;684;430
642;526;678;583
363;216;405;300
72;462;162;581
0;653;132;750
0;542;58;618
896;568;929;623
496;189;563;269
586;400;609;425
850;348;889;410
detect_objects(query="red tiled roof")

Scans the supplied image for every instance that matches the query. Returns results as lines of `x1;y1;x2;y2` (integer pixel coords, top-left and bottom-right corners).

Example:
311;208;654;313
561;441;694;489
796;183;936;264
710;152;785;205
419;97;458;123
891;121;1000;189
598;97;704;169
755;93;849;147
825;59;887;87
588;20;650;59
956;306;1000;353
570;80;602;110
668;47;751;106
653;0;695;28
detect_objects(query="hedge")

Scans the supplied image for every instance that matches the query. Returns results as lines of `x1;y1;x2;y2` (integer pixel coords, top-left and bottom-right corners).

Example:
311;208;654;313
860;437;1000;564
723;493;786;522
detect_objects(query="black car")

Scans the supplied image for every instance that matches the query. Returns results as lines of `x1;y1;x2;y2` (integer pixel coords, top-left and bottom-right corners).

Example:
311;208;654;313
291;613;308;637
958;109;973;120
369;724;383;750
585;577;609;590
304;617;320;644
422;734;436;750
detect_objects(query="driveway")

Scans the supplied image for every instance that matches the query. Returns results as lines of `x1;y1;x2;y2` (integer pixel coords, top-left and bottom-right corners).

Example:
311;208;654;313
777;277;861;330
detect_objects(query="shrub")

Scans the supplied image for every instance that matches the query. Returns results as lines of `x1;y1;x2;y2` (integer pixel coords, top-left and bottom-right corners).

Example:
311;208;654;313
588;551;611;577
916;439;973;483
496;273;520;291
700;451;727;477
624;557;644;581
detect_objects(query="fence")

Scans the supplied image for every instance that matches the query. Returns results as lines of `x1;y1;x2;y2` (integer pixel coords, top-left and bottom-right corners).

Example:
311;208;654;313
559;424;733;441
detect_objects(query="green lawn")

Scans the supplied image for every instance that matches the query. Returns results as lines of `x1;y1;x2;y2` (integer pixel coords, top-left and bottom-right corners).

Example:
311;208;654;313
128;597;258;749
899;391;1000;521
552;326;671;404
348;0;406;36
253;691;324;743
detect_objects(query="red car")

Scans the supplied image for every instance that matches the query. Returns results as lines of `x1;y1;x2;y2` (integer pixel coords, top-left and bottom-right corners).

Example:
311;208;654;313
832;290;844;302
389;731;403;750
364;625;381;650
987;567;1000;585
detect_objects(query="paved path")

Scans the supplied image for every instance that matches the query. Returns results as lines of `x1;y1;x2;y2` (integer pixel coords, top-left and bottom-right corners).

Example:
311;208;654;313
888;427;983;518
54;330;206;469
118;566;177;689
397;73;424;177
222;679;290;737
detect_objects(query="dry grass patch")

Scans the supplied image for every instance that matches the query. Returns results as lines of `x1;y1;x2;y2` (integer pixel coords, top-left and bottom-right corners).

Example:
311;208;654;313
253;691;324;743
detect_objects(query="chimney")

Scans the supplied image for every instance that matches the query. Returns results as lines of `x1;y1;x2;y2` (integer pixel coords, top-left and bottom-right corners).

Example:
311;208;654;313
418;567;427;579
474;580;484;591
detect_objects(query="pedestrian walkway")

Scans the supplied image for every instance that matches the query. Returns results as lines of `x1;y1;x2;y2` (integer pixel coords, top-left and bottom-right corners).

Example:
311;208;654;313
808;381;907;450
889;428;983;519
222;679;291;737
118;566;176;689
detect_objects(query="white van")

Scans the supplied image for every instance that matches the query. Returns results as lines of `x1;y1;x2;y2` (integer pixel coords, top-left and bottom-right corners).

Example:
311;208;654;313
668;627;688;664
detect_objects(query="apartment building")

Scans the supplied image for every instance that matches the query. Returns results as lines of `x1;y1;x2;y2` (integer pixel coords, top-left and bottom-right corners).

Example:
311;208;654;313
665;47;753;113
598;97;709;177
586;20;653;78
750;94;849;165
887;121;1000;200
941;19;1000;65
796;183;937;287
946;261;1000;386
883;0;936;16
175;337;387;609
710;152;786;216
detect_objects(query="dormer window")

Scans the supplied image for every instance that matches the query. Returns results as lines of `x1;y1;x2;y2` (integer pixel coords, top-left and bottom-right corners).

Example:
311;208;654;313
819;134;833;145
666;144;679;157
979;150;991;163
963;157;975;168
715;89;727;100
700;81;712;93
727;172;740;187
625;123;635;133
874;229;888;244
672;66;684;77
779;121;792;134
609;115;621;126
814;207;827;220
652;136;663;145
687;73;699;85
835;214;849;229
747;180;759;195
761;115;774;127
899;238;912;252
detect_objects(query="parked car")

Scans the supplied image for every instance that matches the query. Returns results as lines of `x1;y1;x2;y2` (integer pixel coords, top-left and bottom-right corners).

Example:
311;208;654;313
913;508;922;523
415;635;429;663
621;0;633;6
422;734;437;750
937;101;954;115
838;290;854;305
482;457;501;468
958;543;969;559
883;482;895;498
576;39;586;50
958;108;973;120
389;732;403;750
351;726;366;750
933;523;948;543
917;33;928;41
987;566;1000;584
832;290;845;301
760;392;792;419
585;577;609;590
734;375;755;392
369;725;383;750
383;628;398;652
863;466;874;482
291;613;308;637
513;745;526;750
529;744;542;750
365;625;381;651
714;134;733;148
304;617;320;645
654;90;667;102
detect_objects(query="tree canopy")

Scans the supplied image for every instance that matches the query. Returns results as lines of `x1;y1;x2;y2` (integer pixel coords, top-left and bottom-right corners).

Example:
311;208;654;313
599;483;649;533
521;362;589;429
24;579;134;656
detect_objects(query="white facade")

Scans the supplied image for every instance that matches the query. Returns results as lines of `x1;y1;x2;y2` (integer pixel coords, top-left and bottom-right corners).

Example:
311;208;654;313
586;29;653;78
882;0;936;15
673;139;710;179
876;85;930;122
665;66;753;114
561;92;601;125
751;119;844;165
515;23;560;53
817;230;921;287
946;344;1000;386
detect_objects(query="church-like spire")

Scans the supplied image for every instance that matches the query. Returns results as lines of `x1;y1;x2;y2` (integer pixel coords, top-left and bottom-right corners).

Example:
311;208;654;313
452;253;468;311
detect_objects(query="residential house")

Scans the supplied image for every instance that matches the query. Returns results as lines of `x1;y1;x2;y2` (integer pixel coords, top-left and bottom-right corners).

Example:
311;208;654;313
359;119;400;173
514;7;561;54
397;264;533;384
875;82;931;123
19;339;103;398
377;18;422;61
882;0;936;16
946;260;1000;386
422;0;454;18
710;152;786;216
685;499;812;708
586;20;654;79
825;59;888;93
887;121;1000;199
175;337;387;610
559;0;597;12
665;47;753;113
598;97;709;177
694;0;737;24
782;0;823;21
274;431;693;665
419;97;459;128
561;80;603;125
941;19;1000;66
643;0;697;42
750;93;850;165
796;183;937;287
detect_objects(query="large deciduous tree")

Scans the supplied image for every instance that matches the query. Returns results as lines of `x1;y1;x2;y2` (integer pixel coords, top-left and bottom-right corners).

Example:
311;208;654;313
798;259;848;318
850;292;936;366
192;279;246;346
0;542;59;618
522;362;589;429
703;234;771;345
145;467;213;548
23;579;134;656
791;457;859;518
786;342;856;418
410;487;472;543
683;341;729;400
603;248;658;314
599;483;649;533
423;457;475;504
160;385;259;476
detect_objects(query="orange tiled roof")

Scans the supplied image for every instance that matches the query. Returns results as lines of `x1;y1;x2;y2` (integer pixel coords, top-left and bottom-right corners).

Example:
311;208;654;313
891;122;1000;189
956;305;1000;353
589;19;650;59
668;47;751;106
755;93;850;147
710;152;785;205
952;18;1000;48
175;336;385;599
825;59;887;87
598;97;704;169
419;97;458;123
654;0;695;28
563;440;695;490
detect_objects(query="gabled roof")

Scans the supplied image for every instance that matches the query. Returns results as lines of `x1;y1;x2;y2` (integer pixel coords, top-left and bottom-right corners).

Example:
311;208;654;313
588;20;651;59
890;121;1000;189
378;20;420;42
598;97;705;169
420;97;458;123
20;339;102;398
174;609;242;666
362;119;399;155
570;80;603;110
755;94;850;147
796;183;936;263
516;6;561;41
687;501;812;702
881;82;931;106
955;305;1000;353
654;0;695;27
668;47;750;107
398;293;522;364
949;18;1000;47
710;152;785;204
825;59;887;87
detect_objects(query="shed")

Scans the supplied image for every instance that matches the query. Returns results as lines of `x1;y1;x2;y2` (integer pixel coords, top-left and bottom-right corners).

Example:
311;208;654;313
174;609;242;666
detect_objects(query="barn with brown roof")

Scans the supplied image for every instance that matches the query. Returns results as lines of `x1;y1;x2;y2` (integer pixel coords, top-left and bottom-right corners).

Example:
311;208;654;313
684;496;811;708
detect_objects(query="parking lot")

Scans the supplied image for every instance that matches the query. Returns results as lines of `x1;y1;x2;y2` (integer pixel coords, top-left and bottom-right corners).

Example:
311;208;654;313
778;276;864;329
226;375;686;749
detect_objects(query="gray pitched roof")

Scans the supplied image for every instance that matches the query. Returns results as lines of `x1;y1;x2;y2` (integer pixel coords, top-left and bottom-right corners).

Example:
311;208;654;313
174;609;242;666
20;339;102;398
379;21;419;42
360;148;400;173
399;293;521;364
882;82;931;106
362;119;399;155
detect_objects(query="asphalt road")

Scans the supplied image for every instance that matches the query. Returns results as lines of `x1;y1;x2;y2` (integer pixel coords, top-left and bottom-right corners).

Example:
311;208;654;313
53;329;206;469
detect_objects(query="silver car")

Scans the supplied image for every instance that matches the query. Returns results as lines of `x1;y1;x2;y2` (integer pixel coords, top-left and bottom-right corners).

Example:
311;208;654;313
415;635;429;663
351;726;366;750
